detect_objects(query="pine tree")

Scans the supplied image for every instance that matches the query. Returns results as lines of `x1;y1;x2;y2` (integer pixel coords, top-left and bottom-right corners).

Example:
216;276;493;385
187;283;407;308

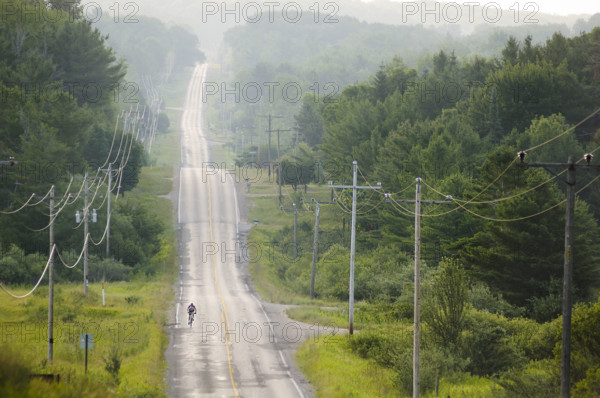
372;64;388;103
485;87;503;143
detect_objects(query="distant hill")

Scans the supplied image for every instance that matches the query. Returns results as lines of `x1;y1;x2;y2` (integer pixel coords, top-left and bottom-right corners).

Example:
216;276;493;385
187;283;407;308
83;0;596;58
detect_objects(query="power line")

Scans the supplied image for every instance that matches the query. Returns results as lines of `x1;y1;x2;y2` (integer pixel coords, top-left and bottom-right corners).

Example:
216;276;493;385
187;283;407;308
257;113;284;176
55;234;89;269
0;244;56;299
0;192;37;215
523;106;600;153
411;107;600;213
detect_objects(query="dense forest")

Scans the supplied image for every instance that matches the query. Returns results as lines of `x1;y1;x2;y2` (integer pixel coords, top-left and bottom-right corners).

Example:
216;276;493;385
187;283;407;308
226;13;600;396
214;12;598;157
0;0;201;281
315;26;600;310
227;13;600;314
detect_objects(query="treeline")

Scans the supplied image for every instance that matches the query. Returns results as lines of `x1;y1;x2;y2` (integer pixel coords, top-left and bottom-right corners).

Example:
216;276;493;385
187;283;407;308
312;27;600;317
0;0;179;280
96;13;205;84
219;12;600;165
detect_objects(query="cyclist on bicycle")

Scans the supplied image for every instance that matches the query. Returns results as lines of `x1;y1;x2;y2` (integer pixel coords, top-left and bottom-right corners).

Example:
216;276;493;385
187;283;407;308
187;302;197;323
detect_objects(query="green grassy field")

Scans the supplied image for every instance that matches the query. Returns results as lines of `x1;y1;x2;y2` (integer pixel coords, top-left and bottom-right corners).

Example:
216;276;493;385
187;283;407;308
296;335;398;398
0;278;172;397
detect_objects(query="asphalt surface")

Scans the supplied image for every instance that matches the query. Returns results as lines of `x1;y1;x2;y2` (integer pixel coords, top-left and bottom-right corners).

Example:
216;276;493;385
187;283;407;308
165;64;316;398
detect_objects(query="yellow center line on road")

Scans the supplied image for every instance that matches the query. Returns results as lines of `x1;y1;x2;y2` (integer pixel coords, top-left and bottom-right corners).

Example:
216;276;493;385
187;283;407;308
206;169;240;398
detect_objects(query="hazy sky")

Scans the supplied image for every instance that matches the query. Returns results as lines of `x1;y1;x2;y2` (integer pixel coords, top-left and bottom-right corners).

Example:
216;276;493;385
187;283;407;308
490;0;597;16
363;1;598;17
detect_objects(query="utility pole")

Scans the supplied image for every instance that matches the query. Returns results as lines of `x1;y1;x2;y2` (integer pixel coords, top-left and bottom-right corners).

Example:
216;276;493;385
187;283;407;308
257;114;283;176
329;161;381;334
563;158;575;398
305;199;336;300
385;182;451;398
48;186;55;362
99;164;115;307
84;172;89;295
517;152;599;398
74;173;98;295
280;203;309;262
34;186;72;362
311;201;319;299
292;126;300;157
107;164;111;258
276;128;292;206
293;203;297;261
413;178;421;398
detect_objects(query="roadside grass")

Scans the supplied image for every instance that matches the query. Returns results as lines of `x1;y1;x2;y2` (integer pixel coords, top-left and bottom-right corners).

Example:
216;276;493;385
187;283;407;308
0;278;172;397
296;335;397;398
296;329;503;398
427;374;500;398
243;165;349;306
150;66;191;168
286;305;350;329
132;166;173;197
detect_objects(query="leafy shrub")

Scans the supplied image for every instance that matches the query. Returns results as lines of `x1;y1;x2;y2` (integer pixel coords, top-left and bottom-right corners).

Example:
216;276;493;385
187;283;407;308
575;366;600;397
469;281;524;317
104;345;122;384
525;278;563;322
0;245;46;285
347;329;408;367
423;258;468;347
496;359;558;397
392;300;414;320
314;244;350;300
557;299;600;389
89;257;132;282
348;328;465;395
393;345;467;396
355;246;412;301
461;310;525;376
518;318;558;361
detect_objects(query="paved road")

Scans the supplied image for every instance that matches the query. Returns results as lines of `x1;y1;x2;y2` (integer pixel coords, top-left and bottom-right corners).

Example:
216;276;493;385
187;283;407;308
166;64;311;398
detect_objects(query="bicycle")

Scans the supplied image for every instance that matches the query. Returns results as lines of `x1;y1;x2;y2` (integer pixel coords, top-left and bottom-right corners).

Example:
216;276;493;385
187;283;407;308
188;312;195;327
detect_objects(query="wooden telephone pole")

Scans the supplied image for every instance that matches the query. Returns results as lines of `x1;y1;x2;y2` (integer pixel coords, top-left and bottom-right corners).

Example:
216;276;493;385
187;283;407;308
517;152;600;398
303;199;336;300
329;161;381;335
386;180;451;398
257;114;283;176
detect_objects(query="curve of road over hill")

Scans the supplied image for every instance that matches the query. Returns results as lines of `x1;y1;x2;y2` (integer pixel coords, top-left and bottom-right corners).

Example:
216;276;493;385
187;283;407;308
166;63;311;398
